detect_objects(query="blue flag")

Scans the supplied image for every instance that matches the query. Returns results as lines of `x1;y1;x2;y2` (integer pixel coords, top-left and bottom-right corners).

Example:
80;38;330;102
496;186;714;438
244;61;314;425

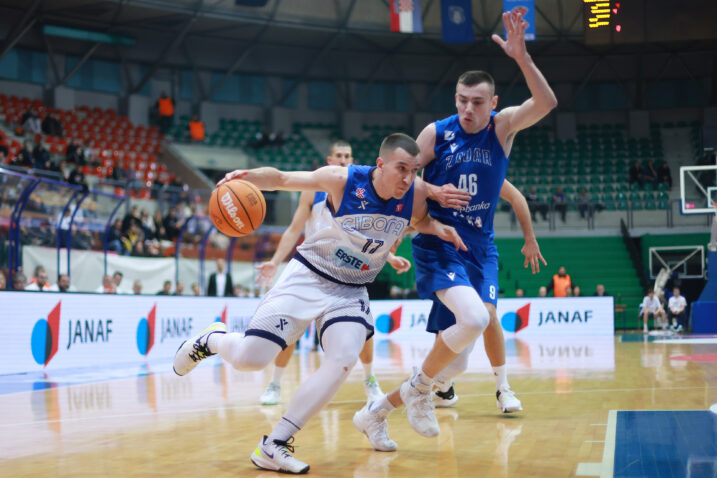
440;0;473;44
503;0;536;41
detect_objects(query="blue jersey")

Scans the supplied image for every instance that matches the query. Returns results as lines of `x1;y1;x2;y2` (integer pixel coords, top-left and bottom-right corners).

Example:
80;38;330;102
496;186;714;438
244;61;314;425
422;112;509;243
295;165;414;286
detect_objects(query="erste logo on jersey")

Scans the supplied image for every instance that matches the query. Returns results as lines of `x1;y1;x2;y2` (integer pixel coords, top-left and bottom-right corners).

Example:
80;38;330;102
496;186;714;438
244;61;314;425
354;187;366;199
333;247;370;271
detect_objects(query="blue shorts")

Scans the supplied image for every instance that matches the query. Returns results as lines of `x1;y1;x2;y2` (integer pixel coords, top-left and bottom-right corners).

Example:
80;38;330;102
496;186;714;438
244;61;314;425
412;234;499;333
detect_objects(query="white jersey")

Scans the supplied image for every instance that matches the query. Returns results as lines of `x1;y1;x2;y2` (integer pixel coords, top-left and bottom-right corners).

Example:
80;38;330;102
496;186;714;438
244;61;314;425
294;165;414;286
668;295;686;313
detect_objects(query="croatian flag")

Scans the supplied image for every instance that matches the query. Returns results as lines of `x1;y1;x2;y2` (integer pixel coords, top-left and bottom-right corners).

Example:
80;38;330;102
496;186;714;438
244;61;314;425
390;0;423;34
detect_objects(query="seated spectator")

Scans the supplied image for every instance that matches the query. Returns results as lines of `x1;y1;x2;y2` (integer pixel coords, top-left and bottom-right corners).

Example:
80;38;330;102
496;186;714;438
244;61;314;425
96;275;117;294
41;113;63;137
13;272;27;290
642;159;658;186
157;92;175;133
641;289;666;332
565;286;573;297
188;115;205;142
65;138;86;165
107;219;124;254
629;160;644;186
667;287;687;332
32;143;50;170
12;140;34;168
132;280;143;295
594;284;610;296
157;280;172;295
658;162;672;189
21;108;42;135
573;285;582;297
0;149;7;165
538;286;547;297
546;266;572;297
526;187;547;221
0;132;8;159
122;205;142;234
68;166;88;190
191;283;201;296
153;209;168;241
552;187;567;223
50;274;75;292
0;270;5;290
515;288;524;298
173;281;184;296
25;265;51;291
163;206;183;241
113;271;128;294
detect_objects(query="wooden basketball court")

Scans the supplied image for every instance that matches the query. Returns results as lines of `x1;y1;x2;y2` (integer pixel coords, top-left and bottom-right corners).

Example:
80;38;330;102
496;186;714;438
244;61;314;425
1;333;716;477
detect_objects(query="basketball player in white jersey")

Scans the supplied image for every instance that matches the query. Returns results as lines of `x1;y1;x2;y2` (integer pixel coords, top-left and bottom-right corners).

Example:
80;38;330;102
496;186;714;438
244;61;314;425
173;133;465;474
255;140;410;406
354;6;556;443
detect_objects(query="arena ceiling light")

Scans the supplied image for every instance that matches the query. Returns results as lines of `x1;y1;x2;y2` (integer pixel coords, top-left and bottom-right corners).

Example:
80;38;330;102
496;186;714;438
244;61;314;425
41;24;135;46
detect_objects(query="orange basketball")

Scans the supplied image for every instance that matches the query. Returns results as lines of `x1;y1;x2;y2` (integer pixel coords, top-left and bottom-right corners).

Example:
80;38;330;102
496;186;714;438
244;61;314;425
209;179;266;237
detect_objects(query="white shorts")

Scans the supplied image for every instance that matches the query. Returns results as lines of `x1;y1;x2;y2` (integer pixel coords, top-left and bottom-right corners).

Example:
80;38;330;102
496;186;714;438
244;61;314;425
245;259;374;349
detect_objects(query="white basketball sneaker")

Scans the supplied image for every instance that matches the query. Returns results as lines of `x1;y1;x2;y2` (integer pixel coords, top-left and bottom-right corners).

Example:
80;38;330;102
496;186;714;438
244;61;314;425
400;379;439;438
432;383;459;408
251;435;309;474
260;381;281;406
496;386;523;413
173;322;226;376
353;403;398;452
363;375;383;403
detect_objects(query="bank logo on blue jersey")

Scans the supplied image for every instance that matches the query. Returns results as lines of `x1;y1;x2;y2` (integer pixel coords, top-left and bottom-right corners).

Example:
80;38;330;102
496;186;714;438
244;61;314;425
444;130;455;141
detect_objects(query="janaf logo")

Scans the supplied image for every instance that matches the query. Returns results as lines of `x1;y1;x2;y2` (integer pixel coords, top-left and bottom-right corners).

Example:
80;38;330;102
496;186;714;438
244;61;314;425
31;301;62;366
538;309;593;326
160;316;193;343
66;318;113;350
136;304;156;356
376;306;402;334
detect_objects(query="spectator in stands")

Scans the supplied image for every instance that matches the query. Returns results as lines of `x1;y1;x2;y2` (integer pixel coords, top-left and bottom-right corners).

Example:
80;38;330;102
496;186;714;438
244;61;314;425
65;138;86;165
21;108;41;135
50;274;74;292
629;160;644;187
152;210;168;241
122;205;142;234
573;285;582;297
641;288;666;332
642;159;658;186
547;266;572;298
0;270;5;290
157;92;174;134
515;288;524;298
107;219;124;254
249;130;270;149
163;205;183;241
41;113;63;137
68;165;88;190
207;258;234;297
538;286;547;297
13;272;27;290
132;280;143;295
594;284;610;296
668;287;687;332
96;275;117;294
113;271;127;294
552;187;567;222
658;162;672;189
526;186;547;222
191;282;201;296
577;188;592;220
157;280;172;295
173;281;184;296
12;140;34;168
32;142;50;170
25;266;51;291
188;115;205;142
0;149;6;166
0;133;8;159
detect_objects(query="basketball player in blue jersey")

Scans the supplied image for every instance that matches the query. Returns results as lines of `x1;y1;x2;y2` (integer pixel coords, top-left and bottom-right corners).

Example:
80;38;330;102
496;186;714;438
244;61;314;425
355;6;556;442
255;140;410;406
173;133;466;474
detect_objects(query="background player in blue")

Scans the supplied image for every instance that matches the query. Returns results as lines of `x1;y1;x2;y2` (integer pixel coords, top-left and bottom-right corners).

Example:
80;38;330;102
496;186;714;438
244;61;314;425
173;134;466;473
355;6;556;441
255;140;411;406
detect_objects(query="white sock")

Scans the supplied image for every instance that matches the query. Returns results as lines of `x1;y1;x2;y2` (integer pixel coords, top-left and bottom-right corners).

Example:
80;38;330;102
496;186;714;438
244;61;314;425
436;379;452;393
411;368;433;393
272;365;286;384
493;365;509;390
207;331;224;354
369;395;395;414
268;415;302;443
362;361;373;380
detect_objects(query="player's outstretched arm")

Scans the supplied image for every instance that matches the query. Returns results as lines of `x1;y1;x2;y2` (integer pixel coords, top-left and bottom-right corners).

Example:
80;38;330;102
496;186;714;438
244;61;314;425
500;180;547;273
410;179;467;251
255;191;313;288
493;7;557;136
416;123;472;209
219;165;347;196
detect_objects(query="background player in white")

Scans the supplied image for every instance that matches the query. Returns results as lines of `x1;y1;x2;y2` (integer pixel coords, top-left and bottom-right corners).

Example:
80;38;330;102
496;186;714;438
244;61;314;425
173;133;465;474
642;288;667;332
255;140;410;405
354;6;556;442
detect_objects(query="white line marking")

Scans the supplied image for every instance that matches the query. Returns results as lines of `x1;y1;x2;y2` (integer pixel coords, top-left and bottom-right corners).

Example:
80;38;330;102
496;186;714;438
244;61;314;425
585;440;605;443
576;462;601;476
600;410;617;478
